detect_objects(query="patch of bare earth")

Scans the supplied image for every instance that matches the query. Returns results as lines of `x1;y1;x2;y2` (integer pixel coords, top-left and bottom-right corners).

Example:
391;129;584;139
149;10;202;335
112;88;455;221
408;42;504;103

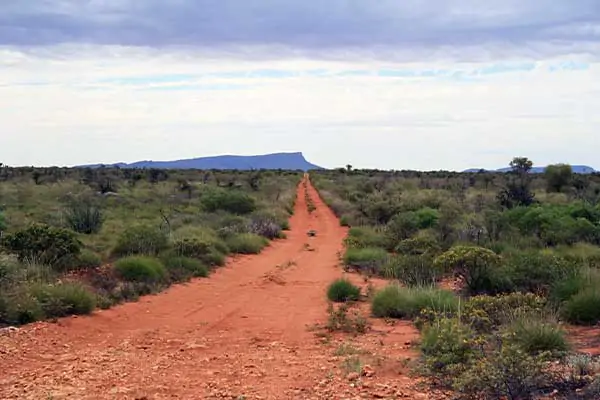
568;325;600;356
0;178;443;399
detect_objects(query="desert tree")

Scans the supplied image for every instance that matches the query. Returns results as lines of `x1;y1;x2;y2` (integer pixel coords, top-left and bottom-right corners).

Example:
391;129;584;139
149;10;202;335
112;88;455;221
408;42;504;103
509;157;534;175
497;157;535;208
545;163;573;193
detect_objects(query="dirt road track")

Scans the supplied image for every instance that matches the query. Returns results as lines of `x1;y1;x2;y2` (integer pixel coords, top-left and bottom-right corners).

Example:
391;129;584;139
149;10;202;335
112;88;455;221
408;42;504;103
0;177;421;399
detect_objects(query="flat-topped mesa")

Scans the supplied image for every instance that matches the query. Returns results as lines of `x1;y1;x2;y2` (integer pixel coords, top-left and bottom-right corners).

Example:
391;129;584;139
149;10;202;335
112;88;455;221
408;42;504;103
80;152;323;171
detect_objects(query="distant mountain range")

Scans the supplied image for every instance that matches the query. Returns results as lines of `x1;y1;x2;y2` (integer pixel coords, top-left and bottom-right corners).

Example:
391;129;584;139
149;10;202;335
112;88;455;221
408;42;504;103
463;165;597;174
80;152;323;171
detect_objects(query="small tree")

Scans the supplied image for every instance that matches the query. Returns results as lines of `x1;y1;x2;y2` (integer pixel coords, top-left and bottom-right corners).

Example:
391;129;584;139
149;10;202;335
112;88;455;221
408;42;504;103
509;157;533;175
544;163;572;193
434;246;502;295
498;157;535;208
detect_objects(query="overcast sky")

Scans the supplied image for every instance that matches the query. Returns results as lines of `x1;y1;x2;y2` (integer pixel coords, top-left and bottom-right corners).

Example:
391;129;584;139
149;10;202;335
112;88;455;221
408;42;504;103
1;0;599;170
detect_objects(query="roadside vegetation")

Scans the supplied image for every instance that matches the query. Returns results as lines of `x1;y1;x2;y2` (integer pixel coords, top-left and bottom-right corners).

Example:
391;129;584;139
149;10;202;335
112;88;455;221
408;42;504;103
312;159;600;399
0;166;300;326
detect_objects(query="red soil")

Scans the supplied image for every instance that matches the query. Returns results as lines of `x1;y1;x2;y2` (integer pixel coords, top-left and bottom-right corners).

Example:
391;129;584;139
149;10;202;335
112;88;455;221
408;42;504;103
568;325;600;356
0;177;425;400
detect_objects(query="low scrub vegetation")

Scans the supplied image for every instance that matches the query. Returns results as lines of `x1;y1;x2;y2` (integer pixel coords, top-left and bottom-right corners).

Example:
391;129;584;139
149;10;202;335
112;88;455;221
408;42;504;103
561;288;600;325
343;247;388;275
161;256;209;282
327;278;361;302
0;167;300;326
371;285;459;319
325;302;369;334
311;158;600;398
114;256;167;283
225;233;269;254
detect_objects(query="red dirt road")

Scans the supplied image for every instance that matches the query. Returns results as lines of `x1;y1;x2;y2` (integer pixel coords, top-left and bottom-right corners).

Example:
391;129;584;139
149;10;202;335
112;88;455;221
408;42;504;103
0;177;421;400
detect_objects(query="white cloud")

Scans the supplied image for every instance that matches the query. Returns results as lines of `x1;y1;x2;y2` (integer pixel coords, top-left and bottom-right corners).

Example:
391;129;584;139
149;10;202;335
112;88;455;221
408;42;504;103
0;46;598;170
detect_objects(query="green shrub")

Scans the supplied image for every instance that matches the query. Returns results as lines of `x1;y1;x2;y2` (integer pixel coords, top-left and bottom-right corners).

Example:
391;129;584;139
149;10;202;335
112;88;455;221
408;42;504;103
361;194;400;225
112;225;169;256
343;247;388;274
504;251;579;294
549;268;600;306
2;224;82;265
327;278;361;302
344;226;388;249
162;256;209;282
556;243;600;269
506;204;600;246
462;293;547;333
16;262;56;284
218;214;250;231
415;207;440;229
29;282;96;318
371;285;459;319
507;317;570;357
53;249;103;272
453;342;551;400
63;198;103;234
174;225;228;245
381;254;442;286
77;249;103;269
549;274;587;306
421;317;477;376
202;250;226;267
172;238;228;266
0;255;19;288
395;236;441;256
434;246;502;295
340;215;351;227
0;292;44;325
114;256;167;283
561;288;600;325
200;188;256;214
385;212;420;247
225;233;268;254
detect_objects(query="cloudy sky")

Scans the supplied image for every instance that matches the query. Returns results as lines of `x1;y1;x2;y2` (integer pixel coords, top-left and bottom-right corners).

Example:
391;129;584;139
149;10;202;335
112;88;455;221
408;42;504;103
1;1;600;170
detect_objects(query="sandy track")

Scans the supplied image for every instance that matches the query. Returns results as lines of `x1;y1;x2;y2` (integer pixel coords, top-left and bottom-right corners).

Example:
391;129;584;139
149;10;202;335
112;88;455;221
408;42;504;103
1;177;423;399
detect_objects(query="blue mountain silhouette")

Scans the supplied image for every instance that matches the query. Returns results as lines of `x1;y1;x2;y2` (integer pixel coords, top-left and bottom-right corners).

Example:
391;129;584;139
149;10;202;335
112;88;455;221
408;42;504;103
81;152;322;171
